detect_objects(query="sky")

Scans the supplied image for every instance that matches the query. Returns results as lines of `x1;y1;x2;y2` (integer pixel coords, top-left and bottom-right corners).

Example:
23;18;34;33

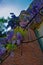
0;0;33;18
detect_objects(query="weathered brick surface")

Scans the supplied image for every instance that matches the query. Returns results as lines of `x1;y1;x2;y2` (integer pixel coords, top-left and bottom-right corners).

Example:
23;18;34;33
1;29;43;65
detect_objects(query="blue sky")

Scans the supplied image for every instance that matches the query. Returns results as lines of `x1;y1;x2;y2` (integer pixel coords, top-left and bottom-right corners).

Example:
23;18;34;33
0;0;33;18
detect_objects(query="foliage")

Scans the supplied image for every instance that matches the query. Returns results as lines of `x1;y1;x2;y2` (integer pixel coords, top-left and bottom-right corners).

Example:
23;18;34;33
6;43;17;51
7;13;19;29
0;18;7;23
14;26;27;37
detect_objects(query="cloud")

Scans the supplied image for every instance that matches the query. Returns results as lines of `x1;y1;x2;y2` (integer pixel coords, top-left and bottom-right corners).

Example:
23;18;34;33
0;0;33;18
0;6;21;18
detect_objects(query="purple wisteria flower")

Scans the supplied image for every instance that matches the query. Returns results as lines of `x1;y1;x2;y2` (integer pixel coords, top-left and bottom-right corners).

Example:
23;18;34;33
0;45;6;56
17;32;22;40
